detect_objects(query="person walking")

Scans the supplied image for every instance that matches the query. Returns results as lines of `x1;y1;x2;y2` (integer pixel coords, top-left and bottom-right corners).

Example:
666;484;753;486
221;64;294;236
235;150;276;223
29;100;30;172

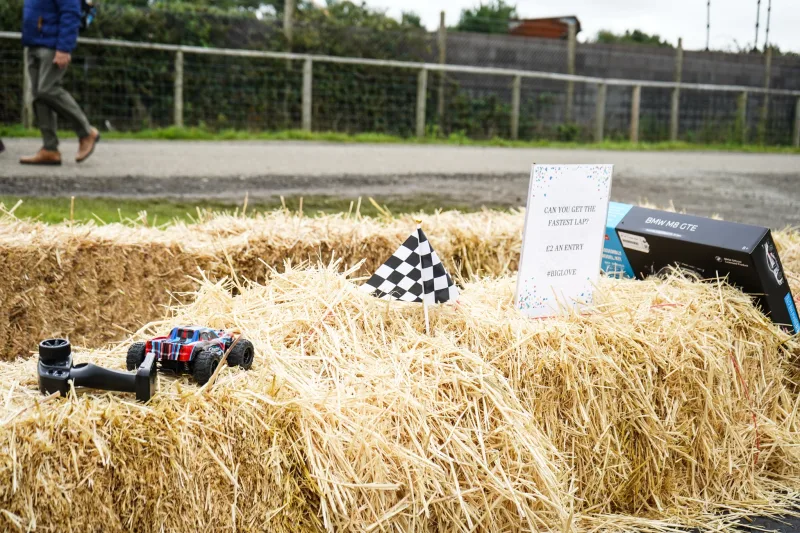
20;0;99;166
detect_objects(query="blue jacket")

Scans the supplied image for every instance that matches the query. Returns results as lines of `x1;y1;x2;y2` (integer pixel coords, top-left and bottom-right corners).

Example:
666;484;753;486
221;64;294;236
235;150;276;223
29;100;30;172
22;0;81;53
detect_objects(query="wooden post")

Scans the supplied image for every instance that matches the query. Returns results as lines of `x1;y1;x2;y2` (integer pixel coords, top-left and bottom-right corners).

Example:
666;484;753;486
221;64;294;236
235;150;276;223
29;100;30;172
302;58;312;132
737;91;748;145
22;48;34;128
283;0;295;48
416;69;428;138
629;85;641;143
511;75;521;141
758;47;772;144
174;50;184;128
594;82;606;143
282;0;295;126
669;38;683;142
437;11;446;127
792;97;800;148
565;22;576;123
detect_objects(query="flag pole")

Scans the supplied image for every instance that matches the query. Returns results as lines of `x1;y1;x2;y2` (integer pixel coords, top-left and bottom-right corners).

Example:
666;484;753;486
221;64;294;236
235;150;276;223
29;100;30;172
417;218;430;335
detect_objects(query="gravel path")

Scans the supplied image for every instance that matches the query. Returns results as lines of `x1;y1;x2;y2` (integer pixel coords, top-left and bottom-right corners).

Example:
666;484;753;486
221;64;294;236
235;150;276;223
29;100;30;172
1;138;799;228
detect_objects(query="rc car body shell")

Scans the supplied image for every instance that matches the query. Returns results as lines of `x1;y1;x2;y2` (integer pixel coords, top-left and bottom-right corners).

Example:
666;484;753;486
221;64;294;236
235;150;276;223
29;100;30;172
145;326;232;363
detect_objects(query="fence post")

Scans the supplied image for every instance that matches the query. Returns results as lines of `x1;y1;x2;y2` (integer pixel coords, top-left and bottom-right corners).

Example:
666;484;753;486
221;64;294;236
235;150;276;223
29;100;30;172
793;97;800;148
302;58;313;132
737;91;748;144
595;82;606;143
758;47;772;144
511;75;521;141
437;11;446;126
565;22;576;123
669;38;683;142
283;0;294;48
174;50;184;128
416;69;428;138
22;48;34;128
629;85;641;143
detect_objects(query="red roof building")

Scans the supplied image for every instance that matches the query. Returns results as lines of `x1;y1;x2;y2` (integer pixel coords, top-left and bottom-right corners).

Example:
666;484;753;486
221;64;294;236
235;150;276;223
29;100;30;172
508;16;581;39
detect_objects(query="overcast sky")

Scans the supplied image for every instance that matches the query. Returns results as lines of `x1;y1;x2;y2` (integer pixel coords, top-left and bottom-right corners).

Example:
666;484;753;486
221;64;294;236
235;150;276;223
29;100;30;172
365;0;799;53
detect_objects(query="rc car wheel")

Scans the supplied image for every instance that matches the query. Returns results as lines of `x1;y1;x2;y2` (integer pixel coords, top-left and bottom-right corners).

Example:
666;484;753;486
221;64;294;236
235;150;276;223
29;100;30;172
227;339;254;370
39;338;71;364
192;348;222;385
126;342;146;371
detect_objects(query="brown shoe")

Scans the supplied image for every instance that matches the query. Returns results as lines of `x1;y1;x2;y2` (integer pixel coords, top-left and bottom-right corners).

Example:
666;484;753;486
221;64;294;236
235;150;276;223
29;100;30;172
76;127;100;163
20;148;62;166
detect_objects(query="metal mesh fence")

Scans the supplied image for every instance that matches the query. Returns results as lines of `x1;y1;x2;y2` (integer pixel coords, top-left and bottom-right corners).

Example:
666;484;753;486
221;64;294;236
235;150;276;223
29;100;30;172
313;64;418;136
754;93;798;146
438;73;514;139
183;55;301;131
516;81;570;140
69;48;175;131
0;41;23;126
638;89;673;143
604;85;634;142
1;24;798;146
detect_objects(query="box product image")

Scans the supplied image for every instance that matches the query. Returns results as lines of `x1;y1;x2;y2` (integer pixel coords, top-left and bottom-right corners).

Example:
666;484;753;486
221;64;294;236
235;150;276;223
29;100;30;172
602;202;799;334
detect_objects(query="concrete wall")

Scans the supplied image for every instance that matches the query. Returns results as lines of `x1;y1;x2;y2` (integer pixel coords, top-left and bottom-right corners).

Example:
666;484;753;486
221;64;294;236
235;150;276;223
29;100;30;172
439;31;800;89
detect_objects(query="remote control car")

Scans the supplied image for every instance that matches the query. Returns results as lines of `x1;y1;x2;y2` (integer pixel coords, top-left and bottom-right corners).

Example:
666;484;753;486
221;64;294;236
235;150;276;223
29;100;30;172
126;326;254;385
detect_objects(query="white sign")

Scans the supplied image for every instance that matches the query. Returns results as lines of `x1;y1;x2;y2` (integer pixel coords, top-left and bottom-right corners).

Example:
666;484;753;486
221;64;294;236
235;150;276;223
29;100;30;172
515;164;613;318
618;231;650;253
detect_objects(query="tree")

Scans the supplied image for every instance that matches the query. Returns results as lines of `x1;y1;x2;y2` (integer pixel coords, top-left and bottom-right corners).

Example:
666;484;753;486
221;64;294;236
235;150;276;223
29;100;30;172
306;1;422;31
595;29;673;48
401;11;422;29
102;0;152;7
100;0;265;9
455;0;517;34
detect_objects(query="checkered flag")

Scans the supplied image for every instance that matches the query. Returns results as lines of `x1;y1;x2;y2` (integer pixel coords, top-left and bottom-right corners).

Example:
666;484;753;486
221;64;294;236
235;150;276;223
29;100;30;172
361;226;459;304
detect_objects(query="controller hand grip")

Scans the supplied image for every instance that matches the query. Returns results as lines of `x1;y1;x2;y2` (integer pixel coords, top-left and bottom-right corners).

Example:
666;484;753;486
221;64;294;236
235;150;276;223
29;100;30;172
71;363;137;392
38;339;157;402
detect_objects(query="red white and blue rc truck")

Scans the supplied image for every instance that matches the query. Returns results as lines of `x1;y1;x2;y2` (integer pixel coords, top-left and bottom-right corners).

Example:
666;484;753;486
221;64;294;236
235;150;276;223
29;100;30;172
126;326;254;385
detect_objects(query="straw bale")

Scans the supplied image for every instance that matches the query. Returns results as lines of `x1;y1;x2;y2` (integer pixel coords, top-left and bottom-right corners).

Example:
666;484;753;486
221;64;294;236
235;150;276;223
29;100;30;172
0;267;570;532
0;209;797;361
0;210;522;360
1;265;799;531
775;228;800;294
447;273;800;523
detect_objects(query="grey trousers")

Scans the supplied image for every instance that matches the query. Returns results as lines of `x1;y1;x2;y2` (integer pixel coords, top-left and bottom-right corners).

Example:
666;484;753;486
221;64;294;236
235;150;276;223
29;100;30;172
26;46;92;151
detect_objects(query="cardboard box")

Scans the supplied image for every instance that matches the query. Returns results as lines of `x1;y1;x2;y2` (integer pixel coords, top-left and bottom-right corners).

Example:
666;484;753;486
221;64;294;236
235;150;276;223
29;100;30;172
602;202;799;334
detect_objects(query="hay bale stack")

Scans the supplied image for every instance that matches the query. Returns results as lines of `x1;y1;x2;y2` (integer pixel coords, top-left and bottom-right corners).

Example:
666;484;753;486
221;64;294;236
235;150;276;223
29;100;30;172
448;274;800;521
1;267;799;531
0;210;522;360
0;267;570;532
776;228;800;294
0;209;797;361
0;378;320;533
